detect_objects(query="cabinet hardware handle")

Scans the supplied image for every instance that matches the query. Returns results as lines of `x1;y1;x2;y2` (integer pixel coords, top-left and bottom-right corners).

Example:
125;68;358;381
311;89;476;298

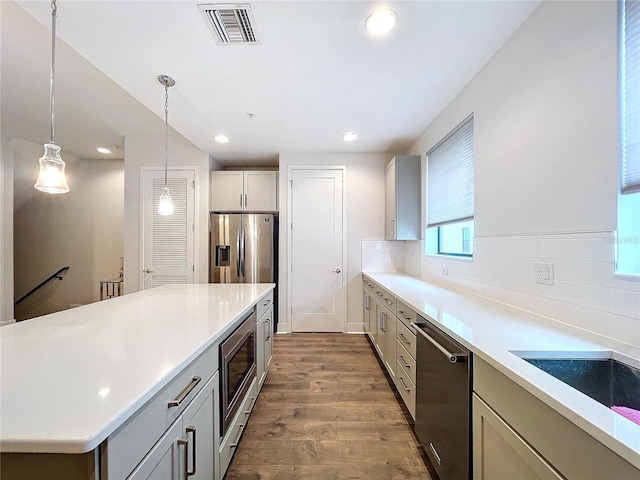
265;319;271;341
244;395;258;416
376;291;383;296
385;298;393;305
398;376;411;392
143;268;153;273
429;443;442;465
168;376;202;407
398;333;411;344
365;295;370;310
178;437;189;480
262;299;271;306
398;310;411;320
411;322;467;364
230;424;245;448
398;355;411;369
240;193;243;208
244;193;247;208
186;426;196;477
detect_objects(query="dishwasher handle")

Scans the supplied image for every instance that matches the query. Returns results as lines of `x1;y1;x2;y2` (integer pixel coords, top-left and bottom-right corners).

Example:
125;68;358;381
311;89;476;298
411;322;467;364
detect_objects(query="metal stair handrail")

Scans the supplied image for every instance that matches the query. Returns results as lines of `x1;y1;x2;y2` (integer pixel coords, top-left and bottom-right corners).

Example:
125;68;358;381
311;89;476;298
15;266;70;306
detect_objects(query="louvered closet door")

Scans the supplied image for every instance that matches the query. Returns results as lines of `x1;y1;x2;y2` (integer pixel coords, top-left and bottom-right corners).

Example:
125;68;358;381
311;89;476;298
142;169;195;290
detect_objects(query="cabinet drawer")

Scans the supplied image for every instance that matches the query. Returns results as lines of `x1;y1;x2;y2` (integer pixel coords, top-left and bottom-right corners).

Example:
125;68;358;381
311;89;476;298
256;290;274;319
220;377;258;478
396;360;416;419
396;342;416;386
375;290;396;314
396;300;416;328
104;346;217;480
396;319;416;359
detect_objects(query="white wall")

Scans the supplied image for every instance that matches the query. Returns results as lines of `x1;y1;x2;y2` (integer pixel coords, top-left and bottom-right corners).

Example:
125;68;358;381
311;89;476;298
12;139;124;320
278;152;387;334
124;133;209;293
0;135;15;324
397;0;640;347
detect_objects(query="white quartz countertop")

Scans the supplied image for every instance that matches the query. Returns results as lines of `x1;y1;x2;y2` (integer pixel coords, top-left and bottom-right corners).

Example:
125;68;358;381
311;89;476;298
0;283;274;454
363;272;640;469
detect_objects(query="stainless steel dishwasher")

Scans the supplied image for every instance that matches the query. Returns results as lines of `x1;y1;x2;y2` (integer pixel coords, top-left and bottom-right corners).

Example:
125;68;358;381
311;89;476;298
411;316;472;480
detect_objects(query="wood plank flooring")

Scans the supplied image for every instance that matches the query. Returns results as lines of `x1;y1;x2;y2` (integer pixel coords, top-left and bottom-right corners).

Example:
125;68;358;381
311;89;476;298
224;334;432;480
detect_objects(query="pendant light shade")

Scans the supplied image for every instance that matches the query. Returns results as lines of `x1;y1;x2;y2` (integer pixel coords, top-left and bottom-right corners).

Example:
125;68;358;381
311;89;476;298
158;186;174;216
35;143;70;194
157;74;175;216
35;0;69;194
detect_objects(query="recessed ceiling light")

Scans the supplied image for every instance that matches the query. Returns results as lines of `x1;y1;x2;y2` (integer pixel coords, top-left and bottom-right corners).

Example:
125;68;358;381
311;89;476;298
215;134;229;143
365;8;397;36
97;147;111;154
342;132;357;142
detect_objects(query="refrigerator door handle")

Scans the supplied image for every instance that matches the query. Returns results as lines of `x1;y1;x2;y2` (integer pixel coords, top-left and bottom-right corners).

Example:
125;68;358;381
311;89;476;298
236;223;242;278
241;224;246;277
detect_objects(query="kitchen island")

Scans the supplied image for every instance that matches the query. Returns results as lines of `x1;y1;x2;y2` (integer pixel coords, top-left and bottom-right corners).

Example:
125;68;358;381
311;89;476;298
363;272;640;479
0;283;274;479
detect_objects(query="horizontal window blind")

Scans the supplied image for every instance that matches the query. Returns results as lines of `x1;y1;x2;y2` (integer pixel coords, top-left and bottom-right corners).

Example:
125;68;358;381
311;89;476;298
427;116;474;227
621;0;640;194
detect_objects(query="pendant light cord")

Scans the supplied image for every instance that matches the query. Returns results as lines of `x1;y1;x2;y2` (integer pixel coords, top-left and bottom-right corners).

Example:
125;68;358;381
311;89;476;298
50;0;57;144
164;85;169;186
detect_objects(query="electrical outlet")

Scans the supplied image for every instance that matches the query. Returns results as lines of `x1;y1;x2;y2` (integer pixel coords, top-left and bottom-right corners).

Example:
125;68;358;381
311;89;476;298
441;266;449;275
534;262;554;285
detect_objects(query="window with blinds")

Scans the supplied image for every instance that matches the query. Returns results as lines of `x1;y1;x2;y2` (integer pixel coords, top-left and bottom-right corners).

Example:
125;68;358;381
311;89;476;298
426;115;475;256
617;0;640;275
620;0;640;195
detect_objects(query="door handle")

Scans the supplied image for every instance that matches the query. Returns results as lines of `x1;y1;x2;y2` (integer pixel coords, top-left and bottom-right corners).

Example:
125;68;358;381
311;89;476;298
331;268;341;273
143;268;153;273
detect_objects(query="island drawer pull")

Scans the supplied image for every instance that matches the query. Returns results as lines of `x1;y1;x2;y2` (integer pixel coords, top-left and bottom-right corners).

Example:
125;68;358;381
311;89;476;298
399;355;411;369
178;437;189;479
168;376;202;408
399;332;411;344
186;426;197;477
230;424;245;448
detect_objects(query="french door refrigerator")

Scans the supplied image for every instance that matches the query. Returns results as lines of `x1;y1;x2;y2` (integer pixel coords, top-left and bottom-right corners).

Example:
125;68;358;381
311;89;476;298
209;212;277;298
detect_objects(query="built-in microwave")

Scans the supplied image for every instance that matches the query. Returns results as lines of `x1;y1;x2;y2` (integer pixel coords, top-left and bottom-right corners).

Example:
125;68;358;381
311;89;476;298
220;310;257;438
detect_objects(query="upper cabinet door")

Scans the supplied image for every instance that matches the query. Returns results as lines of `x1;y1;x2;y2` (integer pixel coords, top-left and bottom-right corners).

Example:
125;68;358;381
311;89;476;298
385;159;397;239
211;171;244;211
245;171;278;211
210;171;278;212
385;155;421;240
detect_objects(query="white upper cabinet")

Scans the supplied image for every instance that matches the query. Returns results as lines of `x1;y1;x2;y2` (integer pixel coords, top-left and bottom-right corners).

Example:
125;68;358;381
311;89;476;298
210;171;278;212
384;155;421;240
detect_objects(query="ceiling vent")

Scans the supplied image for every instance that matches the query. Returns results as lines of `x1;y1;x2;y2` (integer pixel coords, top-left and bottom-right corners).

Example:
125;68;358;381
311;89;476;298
198;3;260;45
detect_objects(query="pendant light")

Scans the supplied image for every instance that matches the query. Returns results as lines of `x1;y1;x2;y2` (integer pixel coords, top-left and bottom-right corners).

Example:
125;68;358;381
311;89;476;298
157;75;175;216
35;0;70;194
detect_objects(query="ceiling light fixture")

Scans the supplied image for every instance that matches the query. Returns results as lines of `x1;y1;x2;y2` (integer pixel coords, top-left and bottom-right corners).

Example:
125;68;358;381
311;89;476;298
215;134;229;143
34;0;69;194
342;132;357;142
365;8;397;36
157;74;175;216
97;147;111;154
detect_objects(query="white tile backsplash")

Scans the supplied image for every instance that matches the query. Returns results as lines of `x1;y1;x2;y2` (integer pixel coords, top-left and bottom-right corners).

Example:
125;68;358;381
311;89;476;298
363;232;639;347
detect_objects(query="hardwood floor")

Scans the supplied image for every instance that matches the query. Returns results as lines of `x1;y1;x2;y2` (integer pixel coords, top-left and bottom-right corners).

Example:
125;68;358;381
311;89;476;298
224;333;432;480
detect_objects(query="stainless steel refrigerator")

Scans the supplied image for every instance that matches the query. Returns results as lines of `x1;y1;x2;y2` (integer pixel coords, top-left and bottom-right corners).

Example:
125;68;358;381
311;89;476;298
209;212;277;287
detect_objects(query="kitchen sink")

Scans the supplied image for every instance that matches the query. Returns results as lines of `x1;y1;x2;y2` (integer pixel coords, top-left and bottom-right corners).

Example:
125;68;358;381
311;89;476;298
511;351;640;410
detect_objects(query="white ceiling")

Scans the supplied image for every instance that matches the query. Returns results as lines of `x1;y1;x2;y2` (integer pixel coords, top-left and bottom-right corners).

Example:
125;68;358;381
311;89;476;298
3;0;540;167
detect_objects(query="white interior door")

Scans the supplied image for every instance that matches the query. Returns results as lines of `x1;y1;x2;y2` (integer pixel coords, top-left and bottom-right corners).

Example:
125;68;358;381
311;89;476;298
290;168;345;332
142;169;195;289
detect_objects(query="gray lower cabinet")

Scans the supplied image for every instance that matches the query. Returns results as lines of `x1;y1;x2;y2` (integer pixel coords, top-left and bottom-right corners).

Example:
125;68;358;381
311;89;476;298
257;304;274;388
474;357;639;480
362;276;417;418
473;394;562;480
124;375;218;480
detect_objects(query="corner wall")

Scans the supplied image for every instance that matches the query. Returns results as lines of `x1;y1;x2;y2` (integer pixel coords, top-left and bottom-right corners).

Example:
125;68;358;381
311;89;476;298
277;152;388;334
0;135;15;324
402;1;639;346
